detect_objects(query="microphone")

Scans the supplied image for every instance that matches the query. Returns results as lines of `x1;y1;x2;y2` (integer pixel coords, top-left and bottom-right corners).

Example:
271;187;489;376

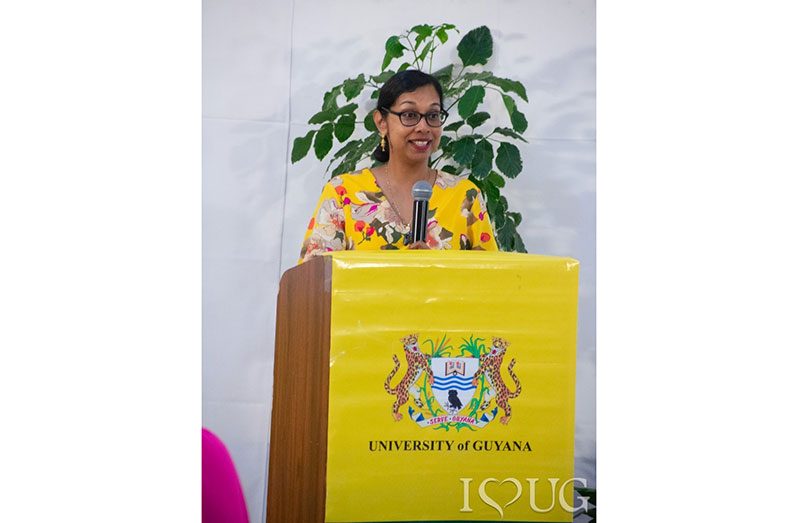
407;180;433;245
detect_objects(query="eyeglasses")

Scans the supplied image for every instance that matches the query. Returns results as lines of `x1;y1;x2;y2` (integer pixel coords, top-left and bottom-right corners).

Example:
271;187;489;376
382;108;449;127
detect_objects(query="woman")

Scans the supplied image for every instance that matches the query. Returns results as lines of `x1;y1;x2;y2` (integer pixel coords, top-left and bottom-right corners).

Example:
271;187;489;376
299;69;498;264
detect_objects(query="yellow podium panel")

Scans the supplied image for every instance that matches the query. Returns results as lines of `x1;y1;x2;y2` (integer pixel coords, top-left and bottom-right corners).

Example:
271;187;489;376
325;251;579;522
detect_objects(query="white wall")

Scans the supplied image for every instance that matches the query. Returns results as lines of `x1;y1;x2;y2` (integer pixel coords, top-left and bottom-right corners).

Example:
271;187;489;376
203;1;595;521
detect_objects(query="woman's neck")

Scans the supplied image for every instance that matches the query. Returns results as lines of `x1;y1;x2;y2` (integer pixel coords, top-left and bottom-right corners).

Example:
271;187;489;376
384;159;433;186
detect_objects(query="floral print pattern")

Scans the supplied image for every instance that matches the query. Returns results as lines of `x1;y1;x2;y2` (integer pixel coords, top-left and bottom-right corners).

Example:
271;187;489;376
299;168;498;263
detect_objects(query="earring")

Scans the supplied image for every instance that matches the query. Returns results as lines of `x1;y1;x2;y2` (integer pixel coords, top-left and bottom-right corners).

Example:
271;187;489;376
380;134;386;152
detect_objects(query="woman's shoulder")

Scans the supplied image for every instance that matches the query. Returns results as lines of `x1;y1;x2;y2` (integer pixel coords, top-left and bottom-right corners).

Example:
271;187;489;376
435;170;480;193
327;168;377;190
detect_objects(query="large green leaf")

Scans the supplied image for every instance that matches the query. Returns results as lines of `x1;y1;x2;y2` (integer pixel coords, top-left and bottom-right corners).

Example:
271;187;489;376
330;133;375;175
382;36;406;70
291;130;315;163
310;104;355;125
438;135;452;151
385;35;406;56
308;108;336;124
466;111;490;128
501;94;517;118
457;85;485;119
314;123;334;160
480;175;500;200
362;131;381;151
444;120;466;132
497;220;516;251
331;139;361;160
487;170;505;188
485;196;507;229
334;114;355;142
328;143;359;173
322;85;342;111
364;113;377;132
487;194;507;229
484;74;528;102
381;53;393;71
332;158;357;177
496;142;522;178
371;70;395;83
342;74;365;101
411;24;433;47
485;184;501;205
432;64;454;85
496;217;526;253
451;136;477;164
471;139;494;179
418;41;433;63
356;132;381;163
510;110;528;133
457;26;493;67
461;71;492;82
501;94;529;133
445;84;469;108
336;103;357;116
492;127;528;143
517;232;527;253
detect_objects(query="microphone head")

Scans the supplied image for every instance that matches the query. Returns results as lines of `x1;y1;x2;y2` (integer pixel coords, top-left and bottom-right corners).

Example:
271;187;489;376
411;180;433;201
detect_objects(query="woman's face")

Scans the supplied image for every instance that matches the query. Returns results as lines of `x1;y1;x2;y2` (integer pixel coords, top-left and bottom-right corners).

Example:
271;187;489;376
375;84;443;165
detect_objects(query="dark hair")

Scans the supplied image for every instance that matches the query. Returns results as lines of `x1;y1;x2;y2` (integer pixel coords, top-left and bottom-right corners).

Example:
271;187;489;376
372;69;444;162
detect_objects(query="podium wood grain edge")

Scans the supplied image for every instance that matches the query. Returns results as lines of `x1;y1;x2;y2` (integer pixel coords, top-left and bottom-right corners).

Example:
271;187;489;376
266;256;331;523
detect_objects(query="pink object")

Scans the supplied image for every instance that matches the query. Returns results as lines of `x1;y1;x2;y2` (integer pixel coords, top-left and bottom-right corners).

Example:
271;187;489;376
202;428;250;523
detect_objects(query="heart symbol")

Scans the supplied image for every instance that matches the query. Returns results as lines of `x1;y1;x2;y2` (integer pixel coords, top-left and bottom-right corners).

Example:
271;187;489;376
478;477;522;519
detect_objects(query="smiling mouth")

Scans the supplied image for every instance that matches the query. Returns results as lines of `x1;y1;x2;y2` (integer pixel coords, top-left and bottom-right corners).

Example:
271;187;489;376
409;139;432;151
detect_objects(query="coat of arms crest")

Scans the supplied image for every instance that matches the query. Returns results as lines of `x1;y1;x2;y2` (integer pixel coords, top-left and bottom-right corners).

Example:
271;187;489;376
384;333;522;430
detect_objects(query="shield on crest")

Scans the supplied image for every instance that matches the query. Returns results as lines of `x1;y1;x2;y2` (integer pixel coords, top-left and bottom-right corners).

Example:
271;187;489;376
430;357;478;415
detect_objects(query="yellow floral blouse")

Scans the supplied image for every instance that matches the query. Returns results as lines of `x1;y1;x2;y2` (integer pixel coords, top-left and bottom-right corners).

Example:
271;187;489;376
299;168;498;263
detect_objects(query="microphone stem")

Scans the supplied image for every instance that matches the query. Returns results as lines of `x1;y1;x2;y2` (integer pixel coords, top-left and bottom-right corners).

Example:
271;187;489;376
411;200;429;243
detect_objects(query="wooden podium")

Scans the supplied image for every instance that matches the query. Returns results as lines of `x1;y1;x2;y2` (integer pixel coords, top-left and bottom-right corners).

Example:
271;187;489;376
267;251;579;523
267;255;332;523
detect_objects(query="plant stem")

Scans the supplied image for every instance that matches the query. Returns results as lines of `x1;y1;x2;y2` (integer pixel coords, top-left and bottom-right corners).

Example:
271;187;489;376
451;64;467;85
403;33;422;69
444;80;473;113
